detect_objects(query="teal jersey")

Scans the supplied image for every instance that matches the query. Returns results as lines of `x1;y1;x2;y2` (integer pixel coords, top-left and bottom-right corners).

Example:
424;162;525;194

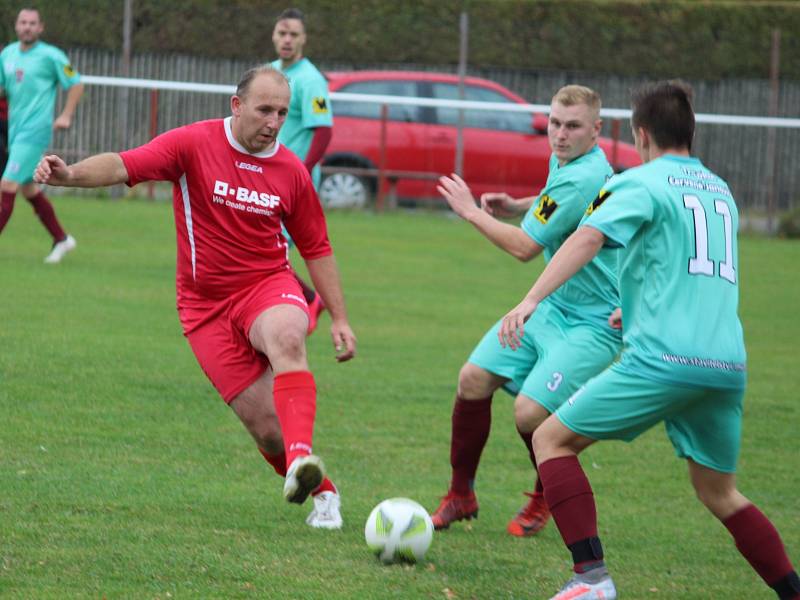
270;58;332;187
521;145;619;327
585;155;746;389
0;41;81;146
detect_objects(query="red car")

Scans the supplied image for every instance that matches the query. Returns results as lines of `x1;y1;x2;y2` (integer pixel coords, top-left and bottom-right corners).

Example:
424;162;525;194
319;71;640;208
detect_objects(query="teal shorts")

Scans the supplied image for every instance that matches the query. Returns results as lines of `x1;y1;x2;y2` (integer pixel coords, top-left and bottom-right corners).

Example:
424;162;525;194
2;141;47;184
556;363;744;473
468;301;621;413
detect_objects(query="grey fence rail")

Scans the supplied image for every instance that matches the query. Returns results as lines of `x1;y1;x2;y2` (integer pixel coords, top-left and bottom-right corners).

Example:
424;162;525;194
51;47;800;212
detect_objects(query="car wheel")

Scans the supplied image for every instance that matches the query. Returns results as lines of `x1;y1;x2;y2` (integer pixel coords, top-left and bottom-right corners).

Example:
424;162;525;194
319;172;370;209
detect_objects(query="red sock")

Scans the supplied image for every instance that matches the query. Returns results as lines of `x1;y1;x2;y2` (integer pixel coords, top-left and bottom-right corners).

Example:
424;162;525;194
258;448;287;476
723;504;797;594
539;455;598;546
313;478;337;496
0;191;15;234
449;395;492;495
273;370;317;468
27;192;66;241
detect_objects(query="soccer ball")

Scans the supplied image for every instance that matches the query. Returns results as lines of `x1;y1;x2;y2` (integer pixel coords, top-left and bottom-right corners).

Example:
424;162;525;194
364;497;434;564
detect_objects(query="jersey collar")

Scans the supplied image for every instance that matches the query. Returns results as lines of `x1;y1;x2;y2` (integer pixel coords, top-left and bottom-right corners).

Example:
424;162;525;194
224;117;281;159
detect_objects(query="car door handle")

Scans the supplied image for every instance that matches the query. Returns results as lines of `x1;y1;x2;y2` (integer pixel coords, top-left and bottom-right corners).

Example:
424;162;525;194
431;133;454;143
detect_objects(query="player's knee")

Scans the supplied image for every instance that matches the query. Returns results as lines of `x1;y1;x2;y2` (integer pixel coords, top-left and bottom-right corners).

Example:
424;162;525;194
514;395;548;432
531;424;557;459
270;327;307;362
693;483;735;517
457;363;494;399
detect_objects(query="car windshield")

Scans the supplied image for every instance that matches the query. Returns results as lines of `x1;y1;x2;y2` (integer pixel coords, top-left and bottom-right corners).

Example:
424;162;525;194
332;80;421;122
431;83;534;134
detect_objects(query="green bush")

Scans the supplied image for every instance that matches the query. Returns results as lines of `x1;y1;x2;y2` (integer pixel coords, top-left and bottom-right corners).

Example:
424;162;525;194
1;1;798;79
778;206;800;238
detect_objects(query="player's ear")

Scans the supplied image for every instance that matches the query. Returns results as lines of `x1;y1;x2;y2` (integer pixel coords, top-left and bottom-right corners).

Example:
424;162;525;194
231;95;241;117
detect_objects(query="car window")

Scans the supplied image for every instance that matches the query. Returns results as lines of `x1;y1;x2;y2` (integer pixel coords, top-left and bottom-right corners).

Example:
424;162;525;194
431;83;534;134
332;80;421;123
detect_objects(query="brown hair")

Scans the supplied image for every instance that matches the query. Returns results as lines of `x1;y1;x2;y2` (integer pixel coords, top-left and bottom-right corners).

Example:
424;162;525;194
631;80;695;151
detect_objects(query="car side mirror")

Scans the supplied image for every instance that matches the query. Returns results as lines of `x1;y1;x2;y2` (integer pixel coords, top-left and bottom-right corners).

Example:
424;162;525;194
532;113;548;134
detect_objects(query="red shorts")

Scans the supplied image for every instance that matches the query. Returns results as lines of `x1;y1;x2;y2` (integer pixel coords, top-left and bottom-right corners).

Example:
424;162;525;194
182;271;308;403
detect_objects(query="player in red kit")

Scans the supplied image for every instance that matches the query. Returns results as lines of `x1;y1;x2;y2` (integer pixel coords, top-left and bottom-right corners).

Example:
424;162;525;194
34;66;357;529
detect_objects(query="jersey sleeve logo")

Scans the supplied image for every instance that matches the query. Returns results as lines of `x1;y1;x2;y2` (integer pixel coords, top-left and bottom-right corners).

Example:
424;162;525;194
533;194;558;224
63;64;76;77
585;189;612;216
312;97;329;114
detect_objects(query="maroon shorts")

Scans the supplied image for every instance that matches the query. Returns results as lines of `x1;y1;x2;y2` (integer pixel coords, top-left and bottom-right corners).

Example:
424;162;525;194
182;271;309;403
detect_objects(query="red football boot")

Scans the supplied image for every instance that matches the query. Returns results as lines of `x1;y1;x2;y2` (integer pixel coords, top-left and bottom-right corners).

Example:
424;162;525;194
431;491;479;530
507;491;550;537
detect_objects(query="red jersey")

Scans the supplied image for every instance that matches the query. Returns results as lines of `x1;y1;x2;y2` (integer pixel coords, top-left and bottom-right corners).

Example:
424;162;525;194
120;118;332;303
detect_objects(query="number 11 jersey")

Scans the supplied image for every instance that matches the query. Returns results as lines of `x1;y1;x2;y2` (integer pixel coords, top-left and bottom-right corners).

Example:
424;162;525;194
584;155;746;390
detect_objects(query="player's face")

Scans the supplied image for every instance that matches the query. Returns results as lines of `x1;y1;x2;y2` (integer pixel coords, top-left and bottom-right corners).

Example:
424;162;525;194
547;101;601;166
272;18;306;64
231;73;290;154
15;9;44;46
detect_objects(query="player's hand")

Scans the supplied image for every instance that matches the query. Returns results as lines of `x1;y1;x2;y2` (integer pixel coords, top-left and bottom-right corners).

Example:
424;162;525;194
608;307;623;330
437;173;479;220
498;298;539;350
53;115;72;130
330;319;356;362
480;192;520;219
33;155;70;185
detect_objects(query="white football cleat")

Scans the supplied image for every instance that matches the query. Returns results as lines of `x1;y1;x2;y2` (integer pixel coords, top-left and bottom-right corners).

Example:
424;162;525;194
44;234;76;264
550;569;617;600
306;491;343;529
283;454;324;504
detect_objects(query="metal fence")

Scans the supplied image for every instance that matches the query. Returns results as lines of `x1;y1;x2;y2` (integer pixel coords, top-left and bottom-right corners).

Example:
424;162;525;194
52;47;800;212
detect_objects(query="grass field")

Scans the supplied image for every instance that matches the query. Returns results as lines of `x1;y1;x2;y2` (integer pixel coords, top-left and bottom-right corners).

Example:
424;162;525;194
1;196;798;599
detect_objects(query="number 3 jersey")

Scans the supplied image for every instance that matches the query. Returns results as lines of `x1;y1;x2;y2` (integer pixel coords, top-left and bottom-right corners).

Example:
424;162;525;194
120;117;332;304
584;155;746;390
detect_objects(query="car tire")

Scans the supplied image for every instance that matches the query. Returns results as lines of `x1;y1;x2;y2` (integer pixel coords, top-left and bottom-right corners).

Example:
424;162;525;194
319;171;371;209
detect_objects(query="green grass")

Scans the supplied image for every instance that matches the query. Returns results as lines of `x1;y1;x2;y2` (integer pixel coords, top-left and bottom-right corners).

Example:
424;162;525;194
0;197;798;599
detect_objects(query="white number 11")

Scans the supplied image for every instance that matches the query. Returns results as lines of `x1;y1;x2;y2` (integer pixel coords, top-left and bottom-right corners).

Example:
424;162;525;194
683;194;736;284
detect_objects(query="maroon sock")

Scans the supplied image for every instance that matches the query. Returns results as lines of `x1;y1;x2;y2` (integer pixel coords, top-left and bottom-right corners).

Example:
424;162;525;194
723;504;797;595
27;192;66;241
517;426;543;493
539;455;598;546
258;448;287;476
0;191;15;234
449;395;492;495
293;272;317;303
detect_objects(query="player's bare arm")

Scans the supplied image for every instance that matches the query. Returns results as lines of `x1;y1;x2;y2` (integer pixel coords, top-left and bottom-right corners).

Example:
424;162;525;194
480;192;536;218
304;255;357;362
499;225;606;349
53;83;85;130
34;152;129;188
437;173;542;262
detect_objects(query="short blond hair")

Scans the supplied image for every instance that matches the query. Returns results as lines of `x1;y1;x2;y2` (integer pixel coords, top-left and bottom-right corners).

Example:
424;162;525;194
552;85;601;118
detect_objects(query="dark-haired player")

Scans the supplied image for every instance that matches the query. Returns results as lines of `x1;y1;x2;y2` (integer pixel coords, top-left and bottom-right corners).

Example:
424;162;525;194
270;7;333;333
499;80;799;600
0;7;83;262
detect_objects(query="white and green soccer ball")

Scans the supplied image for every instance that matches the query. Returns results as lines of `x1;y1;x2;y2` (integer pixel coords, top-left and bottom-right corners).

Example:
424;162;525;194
364;497;434;564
